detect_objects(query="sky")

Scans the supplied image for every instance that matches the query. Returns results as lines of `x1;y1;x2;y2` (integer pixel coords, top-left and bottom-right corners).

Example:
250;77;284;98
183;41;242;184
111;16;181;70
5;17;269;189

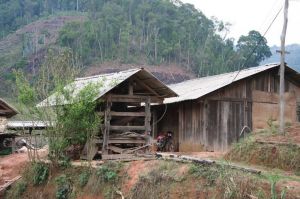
181;0;300;46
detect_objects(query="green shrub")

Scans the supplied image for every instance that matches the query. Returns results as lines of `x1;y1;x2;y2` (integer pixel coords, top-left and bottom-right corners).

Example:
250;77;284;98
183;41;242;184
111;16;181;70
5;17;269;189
32;162;49;185
55;174;72;199
79;170;90;187
96;166;118;182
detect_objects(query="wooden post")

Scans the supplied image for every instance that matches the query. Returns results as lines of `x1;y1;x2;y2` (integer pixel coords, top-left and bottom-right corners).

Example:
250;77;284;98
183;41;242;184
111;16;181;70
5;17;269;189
145;97;151;134
279;0;289;135
152;110;157;138
102;95;112;154
128;80;133;95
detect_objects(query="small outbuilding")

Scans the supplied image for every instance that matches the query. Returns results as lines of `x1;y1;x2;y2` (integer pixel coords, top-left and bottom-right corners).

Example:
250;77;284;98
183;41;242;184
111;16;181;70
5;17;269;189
155;63;300;152
38;68;177;159
0;98;18;133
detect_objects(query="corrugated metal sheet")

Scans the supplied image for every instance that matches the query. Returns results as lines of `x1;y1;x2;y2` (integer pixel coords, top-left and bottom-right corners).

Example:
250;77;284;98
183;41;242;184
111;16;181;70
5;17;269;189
37;68;177;107
164;63;281;104
7;120;52;129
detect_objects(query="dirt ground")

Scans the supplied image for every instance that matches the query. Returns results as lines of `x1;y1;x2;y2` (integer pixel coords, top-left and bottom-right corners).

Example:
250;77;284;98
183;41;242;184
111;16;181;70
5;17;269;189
0;153;28;186
0;146;48;188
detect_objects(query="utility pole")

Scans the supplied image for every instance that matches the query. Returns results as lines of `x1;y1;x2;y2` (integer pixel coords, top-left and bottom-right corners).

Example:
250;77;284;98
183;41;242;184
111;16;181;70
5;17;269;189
279;0;289;135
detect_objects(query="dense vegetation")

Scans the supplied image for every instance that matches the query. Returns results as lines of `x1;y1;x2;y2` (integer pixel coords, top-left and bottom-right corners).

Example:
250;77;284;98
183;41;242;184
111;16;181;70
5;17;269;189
0;0;272;98
57;0;271;76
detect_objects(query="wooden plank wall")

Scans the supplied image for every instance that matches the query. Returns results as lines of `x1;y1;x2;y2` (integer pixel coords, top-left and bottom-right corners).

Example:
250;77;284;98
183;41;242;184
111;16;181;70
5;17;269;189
178;99;250;152
158;69;300;152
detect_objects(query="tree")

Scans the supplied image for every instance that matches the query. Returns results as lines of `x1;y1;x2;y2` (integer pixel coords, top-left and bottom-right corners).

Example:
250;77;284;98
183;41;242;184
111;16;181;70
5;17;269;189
237;30;272;67
14;48;102;164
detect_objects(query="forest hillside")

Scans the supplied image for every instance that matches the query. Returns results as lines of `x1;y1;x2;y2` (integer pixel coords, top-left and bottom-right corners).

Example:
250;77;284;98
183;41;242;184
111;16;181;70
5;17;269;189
0;0;274;98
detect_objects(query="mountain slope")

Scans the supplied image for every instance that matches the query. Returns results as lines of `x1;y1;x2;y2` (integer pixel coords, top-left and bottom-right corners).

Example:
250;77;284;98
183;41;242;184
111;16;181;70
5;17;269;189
262;44;300;72
0;0;273;98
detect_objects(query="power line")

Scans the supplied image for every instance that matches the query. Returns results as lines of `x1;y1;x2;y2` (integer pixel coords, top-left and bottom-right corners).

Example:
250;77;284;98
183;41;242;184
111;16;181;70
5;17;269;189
231;6;283;82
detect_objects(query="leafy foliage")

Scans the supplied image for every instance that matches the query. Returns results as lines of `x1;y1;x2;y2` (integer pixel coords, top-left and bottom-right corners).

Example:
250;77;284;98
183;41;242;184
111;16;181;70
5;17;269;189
78;170;91;187
14;48;102;163
237;30;272;67
96;166;118;182
55;174;72;199
32;162;49;185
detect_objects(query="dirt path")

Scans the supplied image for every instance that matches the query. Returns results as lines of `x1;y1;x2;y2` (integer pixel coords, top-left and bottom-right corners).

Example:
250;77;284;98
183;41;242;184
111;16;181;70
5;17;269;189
0;153;28;186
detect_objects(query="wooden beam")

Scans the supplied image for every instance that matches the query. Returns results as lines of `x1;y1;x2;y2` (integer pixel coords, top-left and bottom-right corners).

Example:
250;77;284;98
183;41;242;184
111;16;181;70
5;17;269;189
129;79;134;95
96;139;146;144
107;145;124;153
133;77;160;97
0;110;12;114
107;94;162;104
110;125;146;131
145;97;151;133
102;95;111;154
0;176;22;194
110;98;144;103
110;94;148;99
98;111;147;117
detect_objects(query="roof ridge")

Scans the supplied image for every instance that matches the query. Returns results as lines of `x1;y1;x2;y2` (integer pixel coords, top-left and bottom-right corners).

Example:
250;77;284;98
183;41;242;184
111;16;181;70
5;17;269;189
168;63;279;87
75;68;141;81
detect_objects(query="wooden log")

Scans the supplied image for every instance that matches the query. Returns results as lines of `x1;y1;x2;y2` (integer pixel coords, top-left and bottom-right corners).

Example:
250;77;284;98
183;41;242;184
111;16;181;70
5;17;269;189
107;145;124;154
155;153;261;174
122;144;151;154
96;139;146;144
156;153;215;164
110;125;146;131
0;176;22;194
226;164;261;175
102;154;135;160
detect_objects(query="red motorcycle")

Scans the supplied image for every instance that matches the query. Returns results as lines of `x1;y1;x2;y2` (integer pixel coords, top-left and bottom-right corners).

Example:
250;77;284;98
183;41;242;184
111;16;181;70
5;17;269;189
156;131;174;152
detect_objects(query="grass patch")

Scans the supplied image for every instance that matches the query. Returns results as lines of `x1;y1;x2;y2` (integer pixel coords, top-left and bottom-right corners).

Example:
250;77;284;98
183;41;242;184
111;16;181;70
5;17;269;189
225;135;300;174
5;180;27;199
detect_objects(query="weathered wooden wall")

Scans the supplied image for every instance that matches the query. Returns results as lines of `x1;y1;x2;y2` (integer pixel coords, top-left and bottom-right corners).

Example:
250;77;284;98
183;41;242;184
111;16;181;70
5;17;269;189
0;116;7;133
177;96;251;152
158;68;300;152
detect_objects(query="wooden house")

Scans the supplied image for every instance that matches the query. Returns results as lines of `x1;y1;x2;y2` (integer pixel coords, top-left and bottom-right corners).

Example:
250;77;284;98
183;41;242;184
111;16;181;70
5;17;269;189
0;98;18;133
38;68;177;158
154;63;300;152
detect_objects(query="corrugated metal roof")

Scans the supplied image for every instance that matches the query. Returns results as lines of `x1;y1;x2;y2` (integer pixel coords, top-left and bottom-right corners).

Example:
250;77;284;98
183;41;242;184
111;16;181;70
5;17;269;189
37;68;177;107
7;120;52;129
164;63;280;104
